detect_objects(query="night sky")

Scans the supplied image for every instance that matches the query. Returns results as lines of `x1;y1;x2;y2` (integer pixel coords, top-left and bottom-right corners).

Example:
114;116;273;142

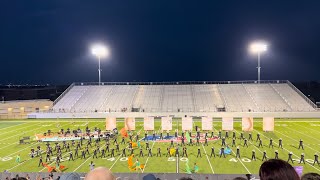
1;1;320;85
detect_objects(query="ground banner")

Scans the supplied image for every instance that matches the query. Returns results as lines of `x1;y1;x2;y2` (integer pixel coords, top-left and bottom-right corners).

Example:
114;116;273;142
263;117;275;131
182;116;193;131
144;117;154;130
106;117;116;130
161;117;172;131
222;117;233;131
202;117;212;131
242;117;254;131
124;117;135;130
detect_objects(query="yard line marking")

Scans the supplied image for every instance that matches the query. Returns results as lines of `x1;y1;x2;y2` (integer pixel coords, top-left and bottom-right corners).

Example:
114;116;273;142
73;122;143;172
141;125;161;173
201;144;214;174
0;123;53;142
212;124;251;174
291;122;320;135
109;127;144;170
0;122;43;136
0;142;19;150
252;128;320;172
282;125;320;144
0;122;28;131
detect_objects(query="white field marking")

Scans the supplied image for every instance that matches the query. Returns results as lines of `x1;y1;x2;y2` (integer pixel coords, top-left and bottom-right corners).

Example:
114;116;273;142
0;122;29;131
212;125;251;174
256;121;320;154
252;128;320;172
74;121;143;172
0;142;20;150
109;127;144;170
176;154;179;173
233;129;263;154
201;144;214;174
0;122;43;136
291;122;320;135
0;123;54;142
6;122;73;172
141;125;161;173
281;125;320;144
274;129;320;154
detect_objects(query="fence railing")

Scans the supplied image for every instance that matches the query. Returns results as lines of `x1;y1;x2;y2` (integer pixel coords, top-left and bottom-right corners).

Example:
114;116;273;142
73;80;288;86
286;80;317;109
53;83;75;106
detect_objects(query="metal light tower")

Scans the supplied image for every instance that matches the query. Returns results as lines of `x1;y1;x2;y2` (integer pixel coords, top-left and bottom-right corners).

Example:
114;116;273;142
91;44;109;85
249;41;268;83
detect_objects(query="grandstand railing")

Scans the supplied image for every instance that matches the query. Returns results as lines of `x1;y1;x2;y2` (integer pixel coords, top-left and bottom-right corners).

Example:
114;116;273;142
53;83;75;106
286;80;317;109
74;80;287;86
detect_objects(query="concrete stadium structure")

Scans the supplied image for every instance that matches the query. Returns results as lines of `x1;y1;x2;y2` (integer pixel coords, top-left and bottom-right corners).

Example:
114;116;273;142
29;80;320;119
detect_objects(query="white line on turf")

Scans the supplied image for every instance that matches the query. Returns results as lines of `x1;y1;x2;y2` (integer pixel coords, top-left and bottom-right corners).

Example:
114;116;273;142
292;122;320;135
0;122;42;136
212;125;251;174
109;127;144;170
141;125;161;173
201;144;214;174
282;125;320;143
0;142;19;150
0;122;29;131
0;123;53;142
252;128;320;172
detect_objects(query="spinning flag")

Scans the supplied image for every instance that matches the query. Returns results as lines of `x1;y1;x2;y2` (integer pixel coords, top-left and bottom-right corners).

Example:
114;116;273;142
120;127;128;138
186;132;191;142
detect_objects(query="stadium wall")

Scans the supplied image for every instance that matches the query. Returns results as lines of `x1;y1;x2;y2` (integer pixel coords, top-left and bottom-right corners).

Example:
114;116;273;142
28;111;320;119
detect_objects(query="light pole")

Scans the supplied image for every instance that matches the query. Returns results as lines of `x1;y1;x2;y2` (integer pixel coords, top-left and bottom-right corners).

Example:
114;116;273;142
91;44;109;85
249;41;268;83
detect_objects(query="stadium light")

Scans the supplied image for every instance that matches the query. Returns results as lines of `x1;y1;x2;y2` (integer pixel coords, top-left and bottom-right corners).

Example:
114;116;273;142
249;41;268;83
91;44;110;85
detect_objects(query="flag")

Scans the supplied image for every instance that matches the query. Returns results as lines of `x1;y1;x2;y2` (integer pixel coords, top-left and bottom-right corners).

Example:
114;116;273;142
186;131;191;142
120;127;128;138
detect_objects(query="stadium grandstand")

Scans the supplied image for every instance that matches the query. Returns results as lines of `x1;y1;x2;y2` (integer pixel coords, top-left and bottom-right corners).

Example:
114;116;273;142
48;80;316;115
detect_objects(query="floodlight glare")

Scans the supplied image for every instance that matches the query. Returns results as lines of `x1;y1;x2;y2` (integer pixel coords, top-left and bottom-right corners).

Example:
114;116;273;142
91;44;109;58
249;42;267;54
248;41;268;83
90;44;110;85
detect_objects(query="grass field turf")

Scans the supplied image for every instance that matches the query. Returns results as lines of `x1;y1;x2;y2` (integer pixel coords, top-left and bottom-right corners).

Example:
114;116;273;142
0;118;320;174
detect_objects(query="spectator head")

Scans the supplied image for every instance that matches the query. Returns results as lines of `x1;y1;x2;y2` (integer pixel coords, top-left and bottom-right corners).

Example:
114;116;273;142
259;159;299;180
85;167;115;180
143;174;157;180
60;172;80;180
301;173;320;180
233;177;247;180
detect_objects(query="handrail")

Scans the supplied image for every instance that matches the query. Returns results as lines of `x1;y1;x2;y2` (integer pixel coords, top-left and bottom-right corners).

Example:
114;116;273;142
53;83;75;106
73;80;287;86
286;80;317;109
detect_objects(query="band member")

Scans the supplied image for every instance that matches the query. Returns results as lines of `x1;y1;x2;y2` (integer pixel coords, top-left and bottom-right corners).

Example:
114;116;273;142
236;146;240;158
248;133;253;141
256;133;261;142
210;147;215;158
101;149;106;158
314;153;319;166
225;131;229;139
232;138;236;147
166;147;171;157
93;149;98;159
81;150;86;159
204;138;208;146
38;156;43;167
157;147;161;157
275;150;279;159
146;142;150;150
197;147;201;158
269;138;273;148
110;148;115;157
139;148;144;157
278;138;283;148
251;150;256;161
298;139;304;150
243;139;248;147
69;151;74;161
122;148;126;157
262;150;267;161
299;153;305;164
121;137;125;144
287;152;294;164
258;139;263;148
220;147;226;158
221;137;226;146
148;148;152;157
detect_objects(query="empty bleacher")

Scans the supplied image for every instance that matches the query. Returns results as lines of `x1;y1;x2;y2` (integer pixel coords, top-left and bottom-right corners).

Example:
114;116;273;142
52;81;316;113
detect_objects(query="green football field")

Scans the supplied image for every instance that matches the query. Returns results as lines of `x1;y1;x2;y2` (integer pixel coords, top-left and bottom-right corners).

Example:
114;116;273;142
0;118;320;175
